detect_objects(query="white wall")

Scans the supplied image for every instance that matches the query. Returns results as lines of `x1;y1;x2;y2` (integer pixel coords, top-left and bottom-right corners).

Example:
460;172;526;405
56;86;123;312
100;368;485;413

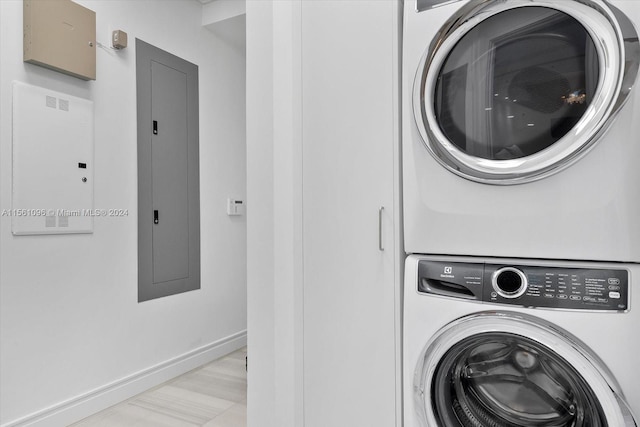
246;1;303;426
0;1;247;426
203;0;246;27
246;1;276;425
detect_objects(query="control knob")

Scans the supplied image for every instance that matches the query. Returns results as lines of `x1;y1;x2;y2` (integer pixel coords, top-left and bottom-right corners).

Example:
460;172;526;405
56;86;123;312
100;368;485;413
492;267;527;299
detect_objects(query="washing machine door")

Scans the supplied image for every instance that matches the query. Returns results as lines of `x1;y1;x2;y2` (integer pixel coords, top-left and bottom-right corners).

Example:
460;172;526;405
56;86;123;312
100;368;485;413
414;311;637;426
413;0;640;184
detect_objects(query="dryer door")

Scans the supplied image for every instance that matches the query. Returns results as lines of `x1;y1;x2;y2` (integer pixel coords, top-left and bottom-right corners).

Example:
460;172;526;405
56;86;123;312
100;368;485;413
413;0;640;184
414;311;637;426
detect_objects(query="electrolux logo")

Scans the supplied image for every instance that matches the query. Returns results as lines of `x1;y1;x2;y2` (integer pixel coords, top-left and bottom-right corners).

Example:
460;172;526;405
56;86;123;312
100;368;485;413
441;266;454;279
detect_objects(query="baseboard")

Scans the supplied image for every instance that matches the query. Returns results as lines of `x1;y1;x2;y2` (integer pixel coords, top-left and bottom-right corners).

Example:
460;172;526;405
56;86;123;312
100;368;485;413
2;330;247;427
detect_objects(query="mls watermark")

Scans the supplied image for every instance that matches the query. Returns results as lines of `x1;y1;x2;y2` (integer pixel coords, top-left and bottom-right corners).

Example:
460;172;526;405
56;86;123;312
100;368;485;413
1;208;129;217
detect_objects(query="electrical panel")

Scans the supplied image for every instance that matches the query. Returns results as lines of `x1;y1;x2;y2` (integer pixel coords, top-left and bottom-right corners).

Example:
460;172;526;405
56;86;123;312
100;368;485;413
23;0;96;80
137;39;200;302
12;81;94;235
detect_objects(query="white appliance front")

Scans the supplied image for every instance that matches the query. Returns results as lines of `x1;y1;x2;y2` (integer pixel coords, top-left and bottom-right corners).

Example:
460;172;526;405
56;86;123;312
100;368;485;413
403;255;639;426
403;0;640;261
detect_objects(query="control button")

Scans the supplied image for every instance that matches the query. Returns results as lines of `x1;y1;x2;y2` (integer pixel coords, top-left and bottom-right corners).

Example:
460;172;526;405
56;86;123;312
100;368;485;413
583;296;595;302
570;295;581;301
597;298;608;303
608;278;620;285
557;294;568;300
544;293;555;298
608;285;620;291
490;292;498;298
609;291;621;299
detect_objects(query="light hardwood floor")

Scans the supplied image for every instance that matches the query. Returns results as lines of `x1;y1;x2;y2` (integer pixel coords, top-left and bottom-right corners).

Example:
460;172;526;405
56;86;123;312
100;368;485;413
71;348;247;427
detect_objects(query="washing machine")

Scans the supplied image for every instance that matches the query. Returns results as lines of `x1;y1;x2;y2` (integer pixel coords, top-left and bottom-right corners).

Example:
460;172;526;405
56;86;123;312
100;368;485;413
403;254;639;426
403;0;640;261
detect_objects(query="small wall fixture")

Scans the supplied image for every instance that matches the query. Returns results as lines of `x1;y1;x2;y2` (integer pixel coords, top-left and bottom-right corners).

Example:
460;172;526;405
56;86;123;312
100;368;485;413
112;30;128;49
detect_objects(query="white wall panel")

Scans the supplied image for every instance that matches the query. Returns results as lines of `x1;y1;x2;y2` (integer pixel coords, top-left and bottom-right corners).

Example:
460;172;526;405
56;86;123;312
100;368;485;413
12;81;93;235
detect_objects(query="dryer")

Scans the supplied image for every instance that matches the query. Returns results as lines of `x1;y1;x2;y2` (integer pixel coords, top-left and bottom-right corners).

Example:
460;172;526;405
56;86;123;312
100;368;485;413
403;0;640;261
403;254;639;426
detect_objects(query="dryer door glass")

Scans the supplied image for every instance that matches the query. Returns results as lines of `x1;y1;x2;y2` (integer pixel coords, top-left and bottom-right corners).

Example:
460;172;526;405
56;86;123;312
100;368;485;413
434;8;597;160
431;332;606;426
414;0;640;184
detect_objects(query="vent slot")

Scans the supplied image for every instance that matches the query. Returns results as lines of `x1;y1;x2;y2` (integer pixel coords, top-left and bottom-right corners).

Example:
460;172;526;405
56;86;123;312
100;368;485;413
46;96;57;108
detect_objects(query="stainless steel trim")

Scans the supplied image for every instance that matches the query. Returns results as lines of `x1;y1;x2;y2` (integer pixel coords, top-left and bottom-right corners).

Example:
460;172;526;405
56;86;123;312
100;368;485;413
618;394;639;426
378;206;385;251
414;311;636;426
491;266;528;299
413;0;640;185
416;0;464;13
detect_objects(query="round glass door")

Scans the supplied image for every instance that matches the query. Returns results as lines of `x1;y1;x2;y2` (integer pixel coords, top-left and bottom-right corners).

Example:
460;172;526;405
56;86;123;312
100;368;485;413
435;8;597;161
413;0;639;184
432;333;606;426
414;312;636;427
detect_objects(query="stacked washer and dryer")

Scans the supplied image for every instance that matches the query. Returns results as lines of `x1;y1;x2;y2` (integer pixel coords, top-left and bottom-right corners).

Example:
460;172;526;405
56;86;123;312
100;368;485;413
402;0;640;425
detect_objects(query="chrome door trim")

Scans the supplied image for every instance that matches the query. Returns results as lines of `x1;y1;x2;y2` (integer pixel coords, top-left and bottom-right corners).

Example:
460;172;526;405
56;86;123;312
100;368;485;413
413;0;640;185
416;0;464;13
414;311;636;426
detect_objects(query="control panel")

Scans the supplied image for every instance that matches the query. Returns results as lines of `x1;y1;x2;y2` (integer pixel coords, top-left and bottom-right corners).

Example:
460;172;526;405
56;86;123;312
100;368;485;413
418;260;628;311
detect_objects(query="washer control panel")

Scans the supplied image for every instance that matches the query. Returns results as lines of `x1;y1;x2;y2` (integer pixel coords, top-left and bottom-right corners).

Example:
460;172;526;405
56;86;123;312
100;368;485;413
418;260;629;311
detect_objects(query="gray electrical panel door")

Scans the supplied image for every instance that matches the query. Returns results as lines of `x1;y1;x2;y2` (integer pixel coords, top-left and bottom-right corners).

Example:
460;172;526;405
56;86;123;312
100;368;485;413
151;61;189;282
137;39;200;302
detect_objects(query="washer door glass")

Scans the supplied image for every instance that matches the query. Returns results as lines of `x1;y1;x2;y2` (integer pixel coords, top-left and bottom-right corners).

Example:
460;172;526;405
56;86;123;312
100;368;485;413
432;332;607;426
435;8;597;161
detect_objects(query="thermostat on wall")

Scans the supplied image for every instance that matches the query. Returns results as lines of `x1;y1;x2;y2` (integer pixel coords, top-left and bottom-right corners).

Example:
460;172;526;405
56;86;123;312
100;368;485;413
227;198;244;216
